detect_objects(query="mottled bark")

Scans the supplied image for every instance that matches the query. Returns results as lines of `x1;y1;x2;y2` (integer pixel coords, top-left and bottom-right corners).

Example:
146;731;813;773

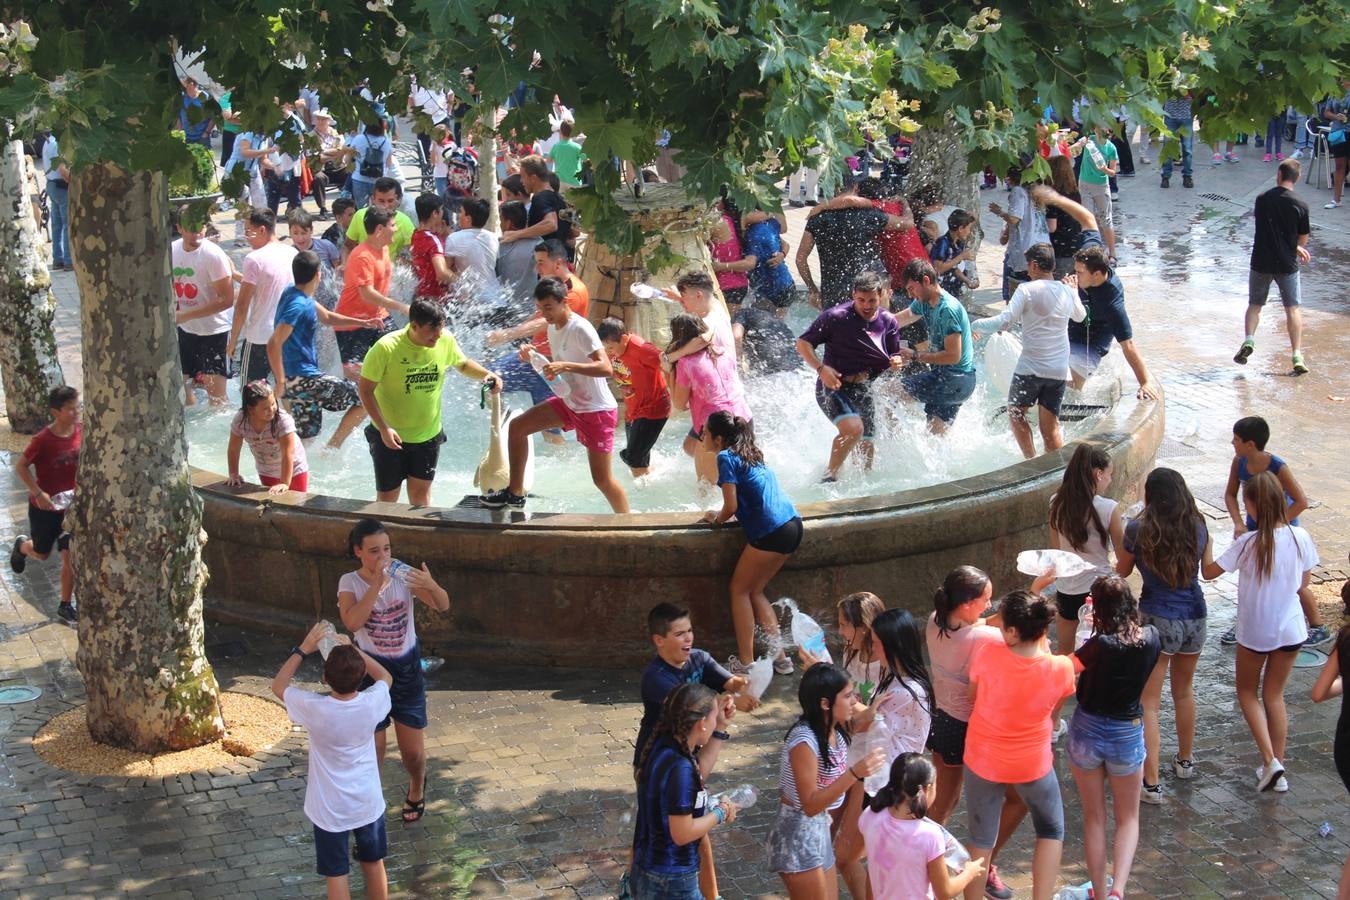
907;121;982;248
69;163;223;753
476;134;498;232
0;140;65;433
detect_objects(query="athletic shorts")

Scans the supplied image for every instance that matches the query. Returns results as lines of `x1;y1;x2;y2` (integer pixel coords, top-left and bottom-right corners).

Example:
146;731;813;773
336;325;388;365
619;417;668;470
546;396;617;454
1056;590;1091;621
313;817;387;878
260;471;309;492
815;379;877;440
1248;269;1300;309
27;504;70;556
926;707;969;766
748;516;803;555
365;425;446;493
178;329;230;378
902;367;977;424
1008;373;1068;417
965;766;1064;848
286;375;361;439
1141;612;1206;655
240;342;271;383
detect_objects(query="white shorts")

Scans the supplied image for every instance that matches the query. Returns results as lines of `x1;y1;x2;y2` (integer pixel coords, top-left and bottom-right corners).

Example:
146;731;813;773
1080;181;1114;232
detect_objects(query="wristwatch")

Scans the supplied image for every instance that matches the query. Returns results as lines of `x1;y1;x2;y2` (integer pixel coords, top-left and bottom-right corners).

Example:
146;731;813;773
712;730;731;742
290;646;309;659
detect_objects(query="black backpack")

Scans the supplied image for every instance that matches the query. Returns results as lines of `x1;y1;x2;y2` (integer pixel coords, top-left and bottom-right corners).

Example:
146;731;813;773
358;137;387;179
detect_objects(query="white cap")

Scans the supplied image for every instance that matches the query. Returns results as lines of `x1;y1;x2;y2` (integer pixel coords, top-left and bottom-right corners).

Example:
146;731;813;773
314;108;333;119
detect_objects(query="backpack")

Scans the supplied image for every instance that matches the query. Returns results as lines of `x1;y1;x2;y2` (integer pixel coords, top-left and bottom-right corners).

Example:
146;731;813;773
443;145;478;196
358;137;387;179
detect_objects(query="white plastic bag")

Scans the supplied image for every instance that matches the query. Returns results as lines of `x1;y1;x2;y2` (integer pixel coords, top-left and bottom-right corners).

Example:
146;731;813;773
984;332;1023;398
1016;549;1098;579
745;657;774;700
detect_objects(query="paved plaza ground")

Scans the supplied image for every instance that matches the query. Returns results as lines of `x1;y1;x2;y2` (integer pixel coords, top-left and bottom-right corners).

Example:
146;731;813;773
1;143;1349;898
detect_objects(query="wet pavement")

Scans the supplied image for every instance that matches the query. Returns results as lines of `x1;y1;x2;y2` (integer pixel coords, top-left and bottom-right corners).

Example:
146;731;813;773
1;140;1349;898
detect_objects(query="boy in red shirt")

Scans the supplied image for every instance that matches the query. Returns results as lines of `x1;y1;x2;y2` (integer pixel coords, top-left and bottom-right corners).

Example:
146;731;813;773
598;318;671;477
409;192;451;301
10;386;81;624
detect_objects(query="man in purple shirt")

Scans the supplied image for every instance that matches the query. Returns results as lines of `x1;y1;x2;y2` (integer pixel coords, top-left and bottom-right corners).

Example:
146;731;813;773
795;270;906;480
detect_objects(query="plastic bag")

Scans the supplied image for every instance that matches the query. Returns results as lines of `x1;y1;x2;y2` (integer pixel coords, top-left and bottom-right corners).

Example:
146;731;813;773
745;657;774;700
983;332;1023;397
1016;549;1098;579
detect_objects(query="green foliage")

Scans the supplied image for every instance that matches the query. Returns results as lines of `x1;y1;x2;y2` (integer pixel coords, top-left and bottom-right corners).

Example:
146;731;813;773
167;132;218;198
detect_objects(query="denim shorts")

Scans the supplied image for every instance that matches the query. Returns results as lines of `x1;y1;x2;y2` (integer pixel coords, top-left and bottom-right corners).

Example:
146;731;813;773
1141;612;1205;656
767;803;834;874
629;865;703;900
313;816;387;877
1066;707;1145;776
1248;269;1300;308
361;643;427;730
901;367;977;424
815;379;877;439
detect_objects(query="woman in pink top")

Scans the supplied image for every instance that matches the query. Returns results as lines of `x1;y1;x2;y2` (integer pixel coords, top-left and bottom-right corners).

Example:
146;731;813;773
665;313;751;484
708;190;753;315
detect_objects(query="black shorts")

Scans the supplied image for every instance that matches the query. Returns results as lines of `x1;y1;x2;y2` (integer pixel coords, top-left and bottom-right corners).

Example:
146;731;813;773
619;417;668;470
365;425;446;493
28;504;70;555
815;379;877;440
240;342;271;383
722;286;748;309
926;707;969;766
1332;136;1350;159
336;326;388;366
178;329;230;378
1057;590;1090;621
748;516;803;554
1008;373;1069;417
757;286;795;309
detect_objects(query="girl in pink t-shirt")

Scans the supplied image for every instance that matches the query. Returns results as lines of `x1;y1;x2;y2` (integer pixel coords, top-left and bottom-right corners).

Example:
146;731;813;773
666;312;751;484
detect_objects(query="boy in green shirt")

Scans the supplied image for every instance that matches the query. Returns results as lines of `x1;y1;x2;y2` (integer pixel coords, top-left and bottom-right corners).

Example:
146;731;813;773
547;122;586;188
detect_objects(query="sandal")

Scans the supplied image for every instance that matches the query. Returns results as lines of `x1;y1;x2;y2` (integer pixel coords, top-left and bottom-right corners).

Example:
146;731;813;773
401;794;426;823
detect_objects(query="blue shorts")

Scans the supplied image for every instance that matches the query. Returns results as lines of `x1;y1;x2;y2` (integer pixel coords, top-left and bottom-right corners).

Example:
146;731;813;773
362;643;427;731
629;864;703;900
314;816;387;877
1066;707;1145;776
815;379;877;440
901;367;977;424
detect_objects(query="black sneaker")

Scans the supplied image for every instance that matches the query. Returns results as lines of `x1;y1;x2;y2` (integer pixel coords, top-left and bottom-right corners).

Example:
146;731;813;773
480;489;525;509
1160;176;1170;188
10;535;27;573
1305;624;1332;646
1183;176;1194;188
1219;627;1238;646
984;863;1013;900
57;602;77;625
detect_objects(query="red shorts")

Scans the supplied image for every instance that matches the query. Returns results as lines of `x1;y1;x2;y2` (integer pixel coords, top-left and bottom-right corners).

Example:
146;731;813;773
545;396;617;454
260;471;309;492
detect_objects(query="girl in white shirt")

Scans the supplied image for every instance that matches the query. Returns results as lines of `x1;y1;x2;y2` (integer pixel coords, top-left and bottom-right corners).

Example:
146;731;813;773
1203;471;1319;792
1048;445;1124;654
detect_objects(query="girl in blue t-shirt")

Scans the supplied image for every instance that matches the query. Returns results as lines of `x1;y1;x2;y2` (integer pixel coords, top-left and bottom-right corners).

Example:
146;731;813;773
700;411;801;671
629;683;735;899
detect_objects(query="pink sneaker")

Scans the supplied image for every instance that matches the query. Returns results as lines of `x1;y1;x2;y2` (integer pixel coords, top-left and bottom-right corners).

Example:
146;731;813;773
1263;153;1272;163
1276;152;1286;160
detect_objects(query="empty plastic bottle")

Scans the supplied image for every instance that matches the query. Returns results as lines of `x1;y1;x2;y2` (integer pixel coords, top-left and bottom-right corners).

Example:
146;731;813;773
1075;597;1095;650
939;824;970;875
316;620;338;659
716;784;758;812
385;559;413;583
527;348;573;400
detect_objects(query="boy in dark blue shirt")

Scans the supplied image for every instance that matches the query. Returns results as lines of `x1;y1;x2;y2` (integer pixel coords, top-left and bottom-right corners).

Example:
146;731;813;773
929;209;977;296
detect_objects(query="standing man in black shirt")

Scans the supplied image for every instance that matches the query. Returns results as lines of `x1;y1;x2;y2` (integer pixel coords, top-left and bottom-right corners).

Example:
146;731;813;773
795;178;910;309
1236;159;1311;375
499;155;571;252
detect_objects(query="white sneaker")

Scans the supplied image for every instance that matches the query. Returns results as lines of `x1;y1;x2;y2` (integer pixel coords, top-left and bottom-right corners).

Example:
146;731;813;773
1052;718;1067;741
1257;759;1286;792
1326;201;1342;209
1141;781;1165;804
1172;754;1196;780
1274;775;1289;793
1291;149;1304;160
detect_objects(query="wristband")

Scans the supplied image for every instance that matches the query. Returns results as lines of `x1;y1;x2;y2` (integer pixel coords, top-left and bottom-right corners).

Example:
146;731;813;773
712;730;730;742
849;765;863;781
290;646;309;660
712;805;727;825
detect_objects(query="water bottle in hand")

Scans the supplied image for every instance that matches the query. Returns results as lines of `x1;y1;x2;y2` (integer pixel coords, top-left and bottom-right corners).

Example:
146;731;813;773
316;620;338;660
939;824;971;875
385;559;413;584
717;784;758;812
1074;598;1095;650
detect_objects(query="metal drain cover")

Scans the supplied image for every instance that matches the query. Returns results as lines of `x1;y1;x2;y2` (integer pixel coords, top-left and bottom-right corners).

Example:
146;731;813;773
1294;648;1326;669
1199;192;1234;202
0;685;42;704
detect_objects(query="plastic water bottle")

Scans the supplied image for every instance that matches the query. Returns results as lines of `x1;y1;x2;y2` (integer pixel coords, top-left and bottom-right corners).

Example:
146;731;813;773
939;824;970;875
420;656;444;674
385;559;413;583
527;347;572;400
862;714;892;794
1086;137;1108;172
776;599;833;665
716;784;758;812
49;490;75;511
316;620;338;660
1074;598;1095;650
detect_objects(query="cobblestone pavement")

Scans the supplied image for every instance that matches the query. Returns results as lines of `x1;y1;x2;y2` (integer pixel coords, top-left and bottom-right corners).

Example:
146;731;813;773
1;141;1349;898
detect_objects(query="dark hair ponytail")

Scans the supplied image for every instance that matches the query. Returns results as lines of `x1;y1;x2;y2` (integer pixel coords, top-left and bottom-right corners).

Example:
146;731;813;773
999;590;1056;642
347;518;388;557
933;565;990;638
868;752;935;816
705;411;763;468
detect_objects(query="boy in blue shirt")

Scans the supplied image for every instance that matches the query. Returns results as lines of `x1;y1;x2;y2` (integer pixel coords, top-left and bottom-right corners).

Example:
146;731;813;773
268;251;379;447
742;212;795;313
929;209;977;297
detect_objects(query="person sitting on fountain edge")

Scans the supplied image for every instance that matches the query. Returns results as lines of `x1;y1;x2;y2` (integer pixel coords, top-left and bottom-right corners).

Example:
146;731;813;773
481;277;630;513
1028;185;1159;401
893;258;978;435
795;270;908;481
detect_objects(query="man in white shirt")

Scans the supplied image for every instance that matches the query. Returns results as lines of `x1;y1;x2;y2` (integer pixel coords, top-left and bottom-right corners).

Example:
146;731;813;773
228;208;299;382
971;243;1087;457
39;134;72;270
443;197;500;295
171;209;235;406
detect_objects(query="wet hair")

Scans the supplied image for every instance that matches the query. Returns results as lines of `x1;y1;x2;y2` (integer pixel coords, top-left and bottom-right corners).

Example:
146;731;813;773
791;663;852;773
1241;471;1294;579
292;250;320;286
1088;575;1140;639
999;590;1056;642
1277;159;1301;183
597;317;628;343
636;682;716;785
837;592;885;675
246;208;276;231
286;208;314;232
534;276;568;304
852;269;887;294
373;176;401;198
347;517;388;557
240;380;283;438
872;608;935;718
1074;245;1112;275
1049;153;1078;195
675;269;715;294
499;200;528;230
1135;468;1203;590
519;154;549;180
648;601;690;637
332;197;356;220
535;238;569;261
1049;444;1112;553
323;644;367;694
902;257;938;285
363;206;393;231
409;297;446;328
1026;243;1055;273
947;209;975;231
500;173;528;198
48;385;78;410
932;566;991;638
868;752;934;816
415;191;443;223
666;312;709;354
705;411;763;468
460;197;490;228
855;176;885;200
1233;415;1270;450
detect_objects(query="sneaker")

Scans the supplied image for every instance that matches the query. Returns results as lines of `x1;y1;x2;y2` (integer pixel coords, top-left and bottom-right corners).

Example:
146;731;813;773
10;536;28;573
1219;627;1238;646
1140;156;1153;165
1160;175;1171;189
1273;775;1289;793
1110;190;1120;201
479;489;526;509
57;602;77;625
1326;201;1341;209
984;864;1014;900
1183;176;1195;188
725;655;751;676
1305;624;1331;645
1225;152;1240;163
1053;718;1068;741
1172;754;1196;779
1263;153;1273;163
1141;781;1165;804
1257;759;1285;792
773;656;795;675
1234;338;1255;365
1276;153;1285;161
1292;149;1304;160
1292;352;1309;376
1211;152;1223;165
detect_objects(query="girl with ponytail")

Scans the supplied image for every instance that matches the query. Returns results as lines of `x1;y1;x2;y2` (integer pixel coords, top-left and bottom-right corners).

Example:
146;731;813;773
664;310;752;484
630;683;736;899
701;410;801;672
1204;470;1320;792
859;753;986;899
1048;444;1123;655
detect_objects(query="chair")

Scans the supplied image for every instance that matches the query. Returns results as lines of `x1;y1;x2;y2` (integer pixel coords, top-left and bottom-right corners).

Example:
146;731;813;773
1305;119;1332;190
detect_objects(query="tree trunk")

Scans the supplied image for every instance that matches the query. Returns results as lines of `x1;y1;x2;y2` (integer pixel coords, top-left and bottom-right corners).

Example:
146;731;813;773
476;133;499;232
68;163;223;753
0;140;65;433
907;121;982;248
